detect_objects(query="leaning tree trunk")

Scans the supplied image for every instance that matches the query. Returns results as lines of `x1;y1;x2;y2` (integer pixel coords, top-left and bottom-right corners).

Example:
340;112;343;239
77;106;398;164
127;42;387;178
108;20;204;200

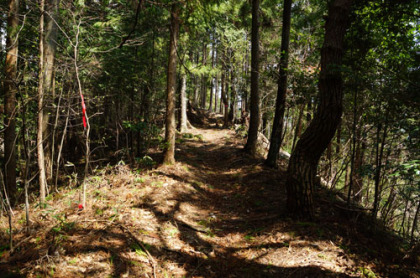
244;0;260;156
266;0;292;167
286;0;353;218
4;0;19;204
163;4;179;165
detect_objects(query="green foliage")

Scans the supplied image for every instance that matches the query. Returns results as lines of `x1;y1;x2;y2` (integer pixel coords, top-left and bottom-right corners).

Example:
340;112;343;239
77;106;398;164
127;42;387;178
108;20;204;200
359;267;377;278
136;155;156;167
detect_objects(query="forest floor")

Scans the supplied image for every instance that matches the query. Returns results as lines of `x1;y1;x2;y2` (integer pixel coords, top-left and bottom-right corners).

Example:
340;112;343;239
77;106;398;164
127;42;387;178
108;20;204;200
1;114;419;278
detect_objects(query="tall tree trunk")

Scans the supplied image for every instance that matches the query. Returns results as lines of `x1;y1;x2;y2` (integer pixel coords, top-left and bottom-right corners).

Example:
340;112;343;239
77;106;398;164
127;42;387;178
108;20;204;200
266;0;292;167
191;52;199;106
244;0;260;156
372;116;388;219
209;41;215;112
163;4;179;165
200;43;207;109
38;0;48;205
347;89;358;205
228;58;236;124
179;74;188;133
4;0;19;203
221;50;229;127
353;127;366;202
285;0;353;218
214;74;218;113
43;0;60;183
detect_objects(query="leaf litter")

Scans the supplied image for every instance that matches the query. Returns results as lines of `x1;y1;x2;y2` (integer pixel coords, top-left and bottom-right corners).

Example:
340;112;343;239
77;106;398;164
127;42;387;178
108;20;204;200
0;126;418;278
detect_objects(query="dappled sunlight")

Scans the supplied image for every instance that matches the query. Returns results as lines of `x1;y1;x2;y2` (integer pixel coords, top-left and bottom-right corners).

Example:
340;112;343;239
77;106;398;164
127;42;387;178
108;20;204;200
0;127;415;277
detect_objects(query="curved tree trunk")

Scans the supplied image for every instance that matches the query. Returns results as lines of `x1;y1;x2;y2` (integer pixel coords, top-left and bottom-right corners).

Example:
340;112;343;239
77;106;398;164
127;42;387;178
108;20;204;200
4;0;19;204
286;0;353;218
244;0;260;156
163;4;179;165
266;0;292;167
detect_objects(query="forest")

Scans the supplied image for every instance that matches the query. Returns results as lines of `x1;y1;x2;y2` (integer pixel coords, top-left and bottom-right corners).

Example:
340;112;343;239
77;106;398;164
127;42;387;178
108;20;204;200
0;0;419;277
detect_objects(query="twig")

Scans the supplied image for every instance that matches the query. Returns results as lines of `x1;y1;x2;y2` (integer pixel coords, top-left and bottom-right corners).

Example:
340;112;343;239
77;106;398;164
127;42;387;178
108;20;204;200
117;223;157;278
118;0;144;48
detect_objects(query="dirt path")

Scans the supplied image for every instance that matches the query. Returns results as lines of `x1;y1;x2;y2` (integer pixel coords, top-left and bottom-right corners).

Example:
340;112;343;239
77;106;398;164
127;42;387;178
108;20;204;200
1;127;416;277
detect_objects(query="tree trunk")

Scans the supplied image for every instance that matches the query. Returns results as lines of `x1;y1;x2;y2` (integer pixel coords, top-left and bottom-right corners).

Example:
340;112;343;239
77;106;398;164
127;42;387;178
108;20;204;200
291;103;304;152
179;74;188;133
209;42;215;112
4;0;19;204
266;0;292;167
411;200;420;243
228;60;236;125
285;0;353;218
347;89;358;205
353;130;366;202
214;74;218;113
42;0;60;183
372;116;388;219
38;0;48;205
200;43;207;109
244;0;261;156
163;4;179;165
221;50;229;127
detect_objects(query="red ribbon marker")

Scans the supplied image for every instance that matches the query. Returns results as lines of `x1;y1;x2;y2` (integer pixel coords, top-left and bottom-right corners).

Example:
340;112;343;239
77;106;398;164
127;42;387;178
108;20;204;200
80;94;87;128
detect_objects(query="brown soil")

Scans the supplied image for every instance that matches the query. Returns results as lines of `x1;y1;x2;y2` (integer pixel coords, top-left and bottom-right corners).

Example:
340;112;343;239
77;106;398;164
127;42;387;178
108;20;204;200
0;126;418;278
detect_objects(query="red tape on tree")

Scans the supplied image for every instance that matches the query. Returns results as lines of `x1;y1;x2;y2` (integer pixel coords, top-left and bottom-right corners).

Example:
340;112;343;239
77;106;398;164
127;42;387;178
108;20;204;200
81;94;87;128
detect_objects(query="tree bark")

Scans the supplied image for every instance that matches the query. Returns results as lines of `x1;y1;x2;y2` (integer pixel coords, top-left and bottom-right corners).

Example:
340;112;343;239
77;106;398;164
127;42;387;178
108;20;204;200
209;41;215;112
179;74;188;133
285;0;353;218
163;4;179;165
4;0;19;204
244;0;261;156
266;0;292;167
291;103;304;152
221;50;229;127
38;0;48;205
42;0;60;183
228;59;236;125
372;116;388;219
200;43;207;109
214;74;218;113
411;200;420;243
